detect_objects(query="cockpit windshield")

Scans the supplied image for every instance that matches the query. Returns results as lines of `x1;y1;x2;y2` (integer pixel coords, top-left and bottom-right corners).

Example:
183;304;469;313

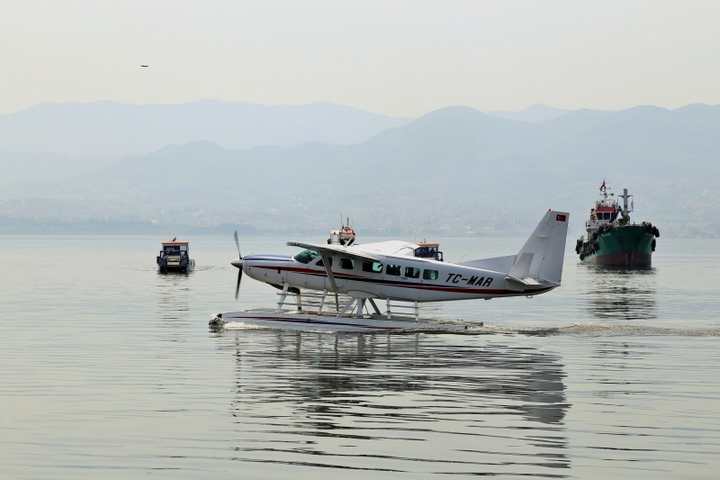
294;250;320;264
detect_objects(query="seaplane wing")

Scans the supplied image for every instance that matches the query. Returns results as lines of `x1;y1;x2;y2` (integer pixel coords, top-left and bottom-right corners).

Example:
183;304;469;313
286;241;383;261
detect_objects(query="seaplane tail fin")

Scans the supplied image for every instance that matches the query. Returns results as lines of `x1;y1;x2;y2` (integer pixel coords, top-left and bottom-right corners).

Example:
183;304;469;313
508;210;569;285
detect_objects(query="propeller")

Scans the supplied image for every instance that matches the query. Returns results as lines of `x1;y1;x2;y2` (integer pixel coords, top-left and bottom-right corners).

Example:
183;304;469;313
231;230;243;299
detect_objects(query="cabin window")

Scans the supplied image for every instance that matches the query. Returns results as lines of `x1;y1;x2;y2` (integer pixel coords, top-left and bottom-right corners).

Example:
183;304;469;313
423;269;439;280
294;250;319;264
340;258;354;270
316;257;332;267
404;266;420;278
386;264;401;276
362;261;383;273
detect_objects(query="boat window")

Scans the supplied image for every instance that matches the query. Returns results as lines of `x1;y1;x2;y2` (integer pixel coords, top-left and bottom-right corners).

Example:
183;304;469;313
340;258;354;270
404;266;420;278
423;269;439;280
362;261;383;273
294;250;319;264
386;264;401;276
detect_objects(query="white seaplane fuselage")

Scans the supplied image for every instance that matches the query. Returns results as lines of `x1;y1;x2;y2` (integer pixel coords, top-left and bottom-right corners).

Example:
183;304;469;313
243;247;544;302
239;210;570;304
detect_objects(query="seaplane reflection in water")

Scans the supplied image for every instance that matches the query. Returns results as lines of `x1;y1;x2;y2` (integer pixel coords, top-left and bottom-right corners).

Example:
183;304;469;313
212;210;569;331
216;330;570;474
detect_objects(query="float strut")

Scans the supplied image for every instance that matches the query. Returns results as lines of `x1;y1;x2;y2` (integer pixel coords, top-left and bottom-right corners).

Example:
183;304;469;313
368;298;382;316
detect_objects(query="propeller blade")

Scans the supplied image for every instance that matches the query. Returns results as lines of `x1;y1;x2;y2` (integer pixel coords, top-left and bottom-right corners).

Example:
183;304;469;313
232;231;243;300
233;230;242;259
235;268;242;300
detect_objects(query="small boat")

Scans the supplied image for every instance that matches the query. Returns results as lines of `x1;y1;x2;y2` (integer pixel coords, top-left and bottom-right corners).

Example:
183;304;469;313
575;182;660;268
156;238;195;273
327;217;357;245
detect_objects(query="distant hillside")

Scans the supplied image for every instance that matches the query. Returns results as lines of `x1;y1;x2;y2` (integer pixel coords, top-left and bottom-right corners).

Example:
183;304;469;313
0;100;407;156
489;104;570;123
1;103;719;237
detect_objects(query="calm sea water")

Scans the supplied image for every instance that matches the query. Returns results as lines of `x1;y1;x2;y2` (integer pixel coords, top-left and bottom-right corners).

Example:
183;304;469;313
1;235;719;479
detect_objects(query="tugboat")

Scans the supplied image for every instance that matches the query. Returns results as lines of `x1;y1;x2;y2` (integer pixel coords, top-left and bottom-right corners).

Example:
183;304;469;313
576;181;660;268
156;238;195;273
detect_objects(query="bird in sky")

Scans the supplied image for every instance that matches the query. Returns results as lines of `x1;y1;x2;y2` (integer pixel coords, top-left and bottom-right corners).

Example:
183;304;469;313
140;64;149;68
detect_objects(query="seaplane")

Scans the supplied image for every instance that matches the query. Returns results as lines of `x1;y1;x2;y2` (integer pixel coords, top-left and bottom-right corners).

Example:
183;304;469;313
211;210;569;332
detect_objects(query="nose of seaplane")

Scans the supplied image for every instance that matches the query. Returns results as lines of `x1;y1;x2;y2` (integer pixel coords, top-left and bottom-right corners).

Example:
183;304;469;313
240;254;293;282
230;230;296;299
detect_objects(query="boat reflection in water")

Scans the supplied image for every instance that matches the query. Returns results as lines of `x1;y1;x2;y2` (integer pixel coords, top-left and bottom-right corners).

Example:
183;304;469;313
214;330;570;477
582;266;657;320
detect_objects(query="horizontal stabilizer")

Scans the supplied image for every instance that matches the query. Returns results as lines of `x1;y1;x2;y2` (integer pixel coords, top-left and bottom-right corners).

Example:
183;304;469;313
460;254;516;273
505;275;542;287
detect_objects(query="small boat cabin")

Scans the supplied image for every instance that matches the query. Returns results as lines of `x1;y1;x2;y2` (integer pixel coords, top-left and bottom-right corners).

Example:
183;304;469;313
414;242;444;262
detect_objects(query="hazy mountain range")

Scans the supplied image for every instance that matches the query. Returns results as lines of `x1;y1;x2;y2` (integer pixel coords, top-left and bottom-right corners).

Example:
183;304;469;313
1;101;718;237
0;100;408;156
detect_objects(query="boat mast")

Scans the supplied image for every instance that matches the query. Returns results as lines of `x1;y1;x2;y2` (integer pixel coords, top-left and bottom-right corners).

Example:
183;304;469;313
618;188;633;221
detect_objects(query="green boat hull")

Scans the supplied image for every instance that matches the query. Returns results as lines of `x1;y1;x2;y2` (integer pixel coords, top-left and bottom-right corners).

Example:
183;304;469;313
579;225;656;268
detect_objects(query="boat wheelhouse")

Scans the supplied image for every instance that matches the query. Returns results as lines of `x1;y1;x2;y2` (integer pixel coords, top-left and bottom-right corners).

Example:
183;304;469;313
414;241;444;262
156;239;195;273
586;187;625;232
327;218;357;246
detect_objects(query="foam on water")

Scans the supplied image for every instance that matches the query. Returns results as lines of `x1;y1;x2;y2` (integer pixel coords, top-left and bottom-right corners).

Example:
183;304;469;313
549;323;720;337
219;318;720;337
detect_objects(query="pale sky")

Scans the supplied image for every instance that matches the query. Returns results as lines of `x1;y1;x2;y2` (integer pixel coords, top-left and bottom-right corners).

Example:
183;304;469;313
1;0;719;116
